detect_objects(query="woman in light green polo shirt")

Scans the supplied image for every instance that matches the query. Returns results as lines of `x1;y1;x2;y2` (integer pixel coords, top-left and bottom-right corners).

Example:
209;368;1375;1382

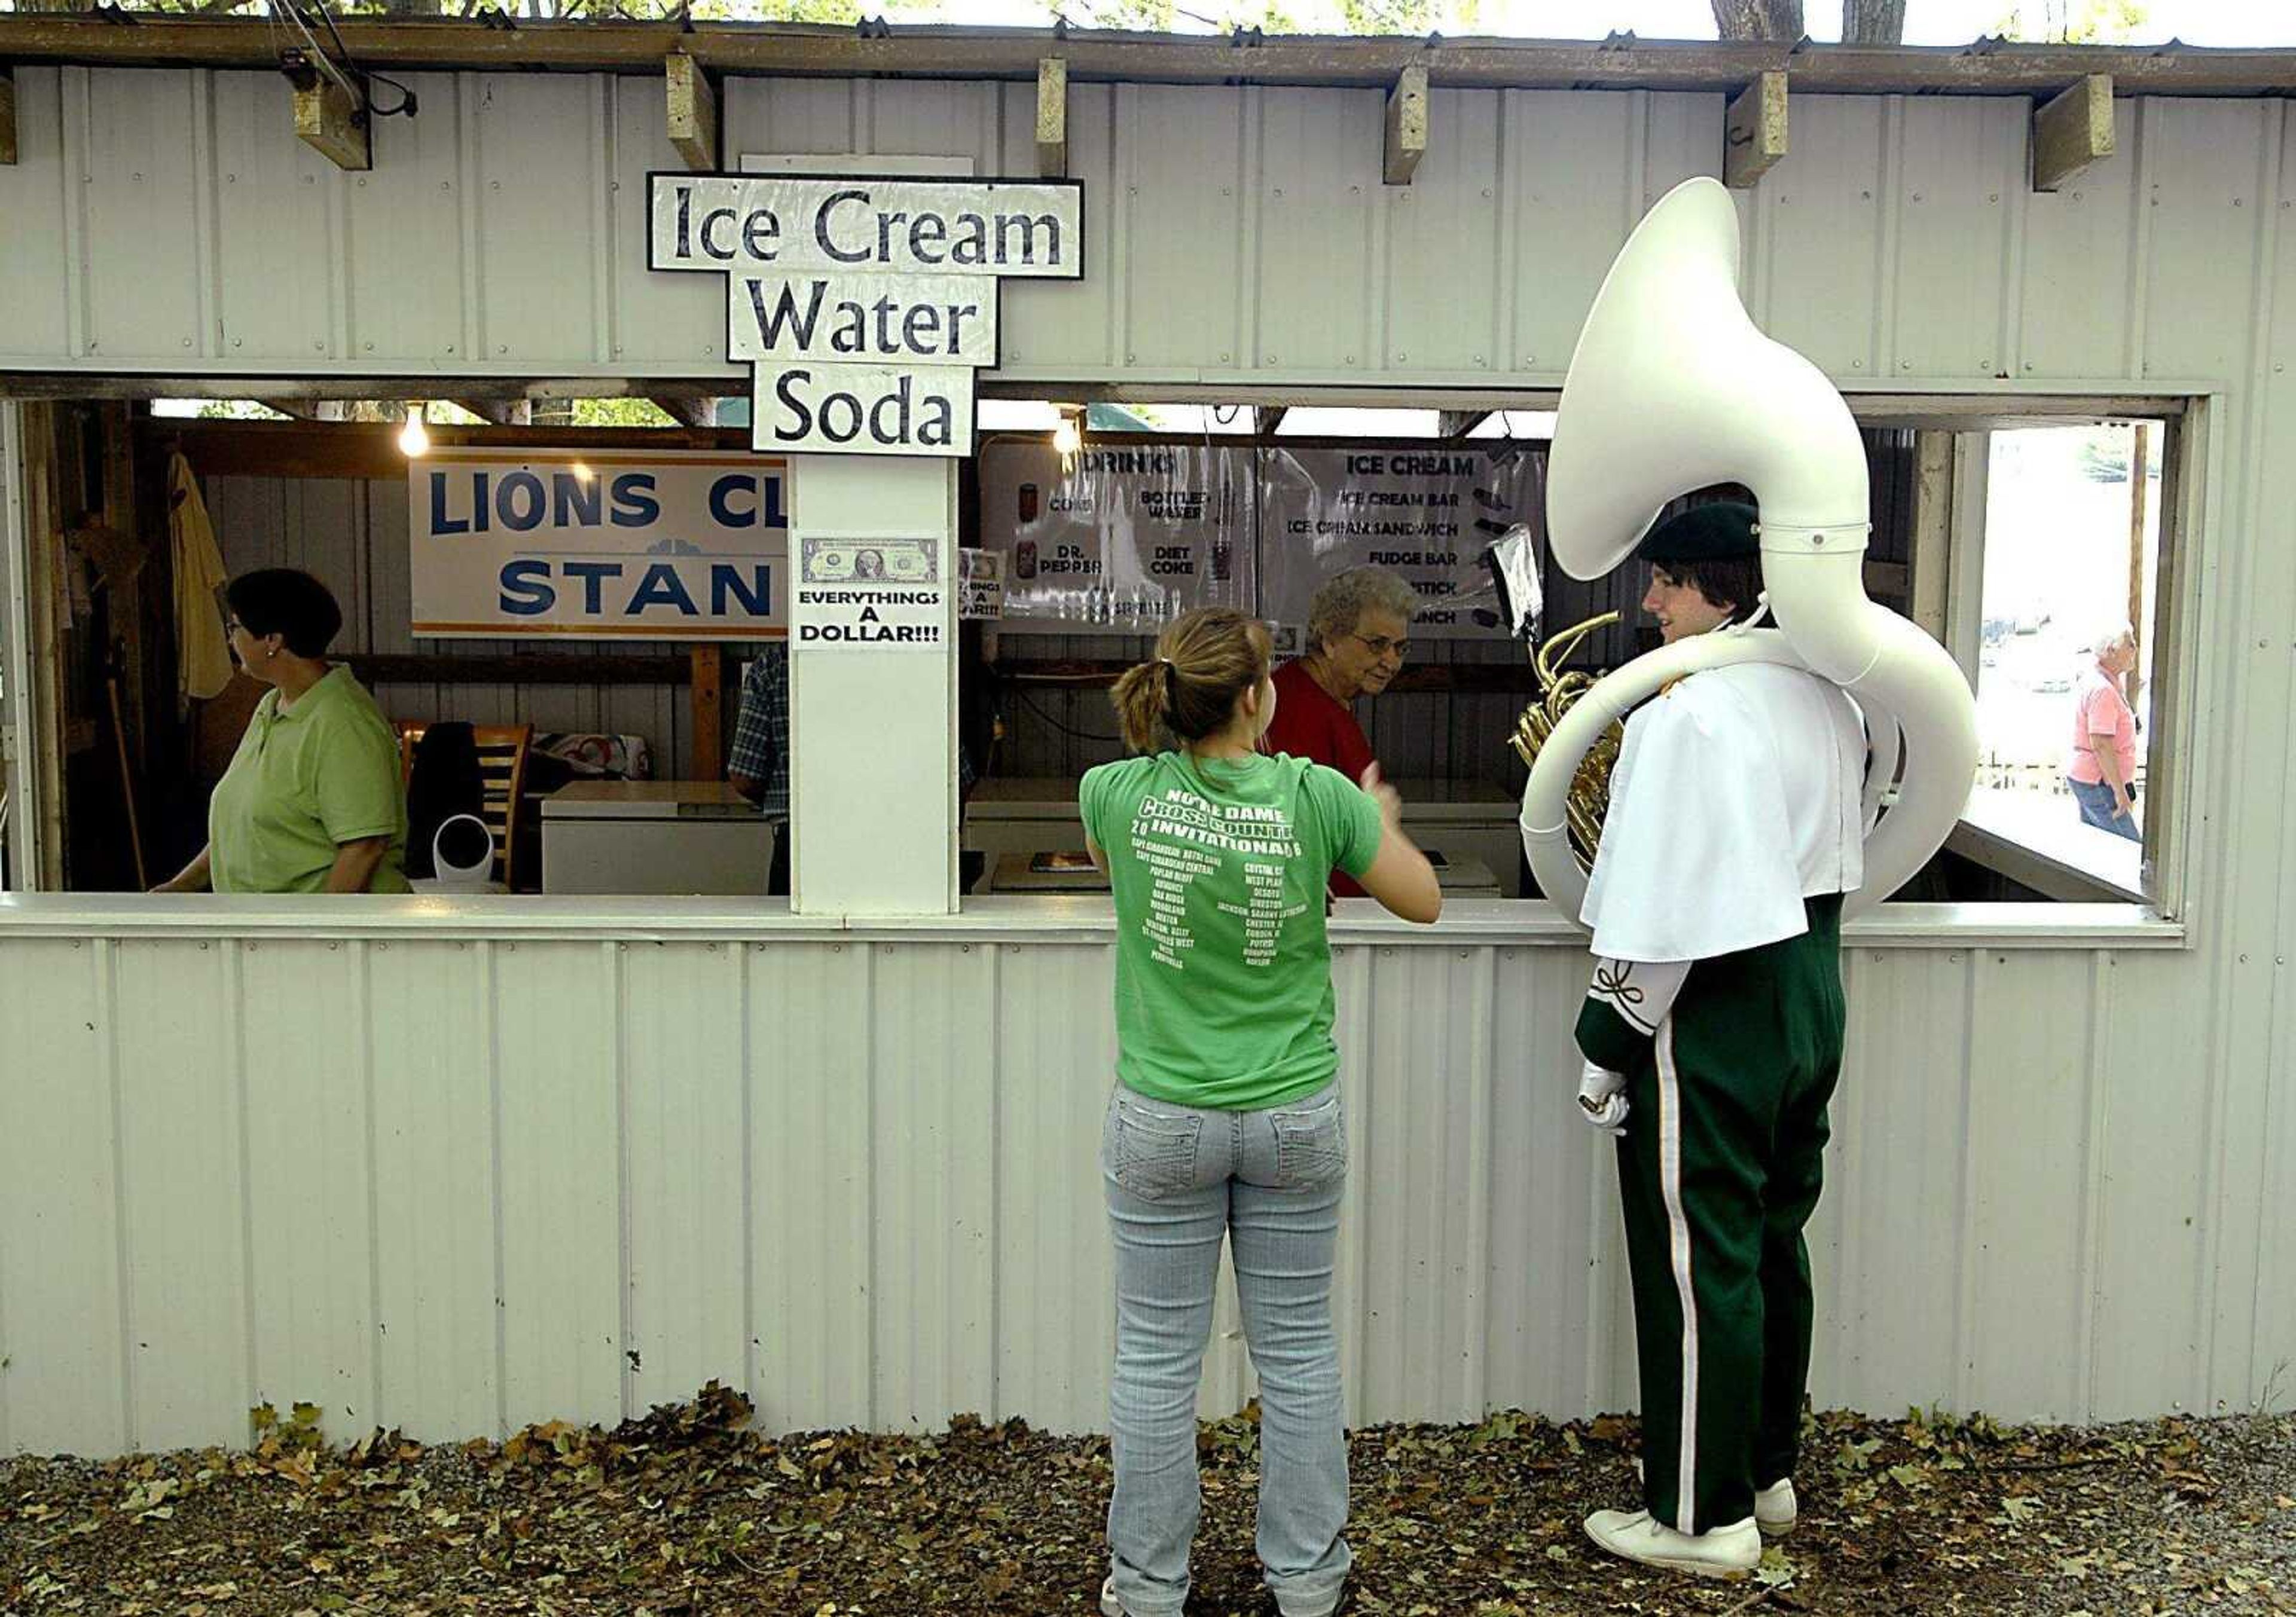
153;568;409;895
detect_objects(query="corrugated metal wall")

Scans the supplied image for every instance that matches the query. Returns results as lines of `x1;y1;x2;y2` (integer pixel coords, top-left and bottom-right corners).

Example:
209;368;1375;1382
203;474;700;777
0;921;2224;1459
1;71;2292;1450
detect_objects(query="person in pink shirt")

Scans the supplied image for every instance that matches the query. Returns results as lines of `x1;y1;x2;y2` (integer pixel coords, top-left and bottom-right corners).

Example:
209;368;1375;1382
2066;621;2141;842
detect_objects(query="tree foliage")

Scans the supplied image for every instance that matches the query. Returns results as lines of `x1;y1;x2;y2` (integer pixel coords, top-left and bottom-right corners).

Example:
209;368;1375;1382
1992;0;2149;44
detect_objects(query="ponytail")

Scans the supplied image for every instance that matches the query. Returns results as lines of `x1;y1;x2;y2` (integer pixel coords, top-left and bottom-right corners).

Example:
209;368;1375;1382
1110;607;1272;754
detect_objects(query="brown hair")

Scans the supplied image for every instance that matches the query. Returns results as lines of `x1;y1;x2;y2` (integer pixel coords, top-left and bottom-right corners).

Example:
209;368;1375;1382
1110;607;1272;754
1660;553;1764;624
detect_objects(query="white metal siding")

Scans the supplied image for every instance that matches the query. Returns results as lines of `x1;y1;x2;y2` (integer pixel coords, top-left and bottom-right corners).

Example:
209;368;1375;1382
0;922;2271;1458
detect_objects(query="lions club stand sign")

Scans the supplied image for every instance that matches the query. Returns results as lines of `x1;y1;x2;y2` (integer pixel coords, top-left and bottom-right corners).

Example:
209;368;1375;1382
408;447;787;638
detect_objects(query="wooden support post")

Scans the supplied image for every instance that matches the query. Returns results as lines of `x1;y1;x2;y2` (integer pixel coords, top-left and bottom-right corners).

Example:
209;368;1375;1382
2126;421;2149;703
690;644;723;782
1035;57;1067;179
292;78;370;172
1438;409;1489;439
1384;63;1427;187
1;66;18;167
665;49;718;173
1253;405;1287;437
1724;71;1787;189
1909;429;1955;642
2033;74;2114;193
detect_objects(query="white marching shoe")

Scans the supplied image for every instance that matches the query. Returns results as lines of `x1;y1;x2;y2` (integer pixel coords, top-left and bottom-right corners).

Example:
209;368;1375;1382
1583;1509;1762;1578
1629;1456;1797;1538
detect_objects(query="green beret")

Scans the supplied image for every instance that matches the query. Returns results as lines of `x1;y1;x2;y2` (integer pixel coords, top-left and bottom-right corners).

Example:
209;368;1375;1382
1635;501;1759;564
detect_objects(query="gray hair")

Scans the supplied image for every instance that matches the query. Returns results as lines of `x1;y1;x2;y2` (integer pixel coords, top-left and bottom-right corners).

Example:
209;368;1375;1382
1307;566;1419;654
2084;617;2136;656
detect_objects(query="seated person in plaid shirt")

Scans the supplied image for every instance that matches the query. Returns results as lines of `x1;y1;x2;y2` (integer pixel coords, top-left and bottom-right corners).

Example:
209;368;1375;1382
728;643;975;897
728;645;793;895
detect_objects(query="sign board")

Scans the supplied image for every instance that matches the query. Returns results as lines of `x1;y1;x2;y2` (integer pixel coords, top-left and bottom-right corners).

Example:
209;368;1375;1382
958;548;1004;620
1257;445;1544;640
977;441;1254;632
792;536;947;652
408;448;788;639
650;173;1084;458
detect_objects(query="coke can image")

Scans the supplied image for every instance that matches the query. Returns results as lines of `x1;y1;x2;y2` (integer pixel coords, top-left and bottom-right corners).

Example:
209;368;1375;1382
1018;482;1040;523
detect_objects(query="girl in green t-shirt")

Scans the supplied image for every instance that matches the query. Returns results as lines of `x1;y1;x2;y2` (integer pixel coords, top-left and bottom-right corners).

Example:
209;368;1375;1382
1079;607;1440;1617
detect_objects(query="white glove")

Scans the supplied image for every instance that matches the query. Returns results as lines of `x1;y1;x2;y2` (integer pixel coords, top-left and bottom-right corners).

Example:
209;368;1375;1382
1578;1059;1629;1137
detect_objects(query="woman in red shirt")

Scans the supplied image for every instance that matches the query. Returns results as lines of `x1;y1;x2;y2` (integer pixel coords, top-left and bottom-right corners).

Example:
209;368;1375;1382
1262;567;1418;894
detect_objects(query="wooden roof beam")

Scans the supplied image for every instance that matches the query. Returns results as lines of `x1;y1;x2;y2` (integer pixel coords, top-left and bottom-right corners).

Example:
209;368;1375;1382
1;66;17;167
1254;405;1288;436
2033;73;2114;192
1724;69;1787;189
1384;61;1427;186
1036;56;1067;179
456;399;533;425
291;75;370;172
651;396;718;428
665;48;719;172
1438;409;1489;439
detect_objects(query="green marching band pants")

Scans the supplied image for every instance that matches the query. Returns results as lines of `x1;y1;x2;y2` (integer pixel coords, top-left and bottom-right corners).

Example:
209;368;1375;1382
1575;894;1848;1536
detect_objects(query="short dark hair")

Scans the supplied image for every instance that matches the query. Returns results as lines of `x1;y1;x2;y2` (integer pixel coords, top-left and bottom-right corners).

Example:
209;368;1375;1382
1662;553;1763;623
226;568;344;658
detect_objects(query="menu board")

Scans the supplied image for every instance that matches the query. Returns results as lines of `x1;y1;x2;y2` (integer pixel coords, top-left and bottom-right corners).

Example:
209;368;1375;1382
978;441;1256;634
1256;445;1543;640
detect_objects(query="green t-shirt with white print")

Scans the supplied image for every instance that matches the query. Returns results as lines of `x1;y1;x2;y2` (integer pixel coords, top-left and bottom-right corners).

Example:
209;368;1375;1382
1080;750;1384;1110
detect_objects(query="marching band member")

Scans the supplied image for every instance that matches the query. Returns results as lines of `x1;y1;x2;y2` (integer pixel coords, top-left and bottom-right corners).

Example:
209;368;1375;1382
1570;501;1866;1578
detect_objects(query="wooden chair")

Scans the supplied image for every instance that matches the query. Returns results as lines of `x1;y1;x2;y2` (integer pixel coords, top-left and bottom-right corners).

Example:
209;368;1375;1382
396;720;533;889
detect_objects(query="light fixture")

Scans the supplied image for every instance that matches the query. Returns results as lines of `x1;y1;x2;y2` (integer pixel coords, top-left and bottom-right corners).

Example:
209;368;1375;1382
1052;405;1083;467
570;460;594;482
398;402;430;458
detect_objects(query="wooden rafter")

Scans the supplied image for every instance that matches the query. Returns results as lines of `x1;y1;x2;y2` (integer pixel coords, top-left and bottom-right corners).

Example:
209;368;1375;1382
1724;70;1787;189
1;20;2288;99
292;77;370;172
1036;56;1067;179
665;48;718;173
2032;74;2114;192
1437;409;1489;439
1;66;17;168
454;399;533;426
650;396;717;428
1254;405;1288;436
1384;62;1427;186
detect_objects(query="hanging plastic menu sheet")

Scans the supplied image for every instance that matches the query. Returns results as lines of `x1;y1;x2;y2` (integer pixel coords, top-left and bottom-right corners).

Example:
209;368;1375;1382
978;441;1255;633
1257;444;1545;640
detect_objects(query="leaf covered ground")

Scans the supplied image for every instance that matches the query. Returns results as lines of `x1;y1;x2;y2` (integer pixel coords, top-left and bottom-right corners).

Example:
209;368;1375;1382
4;1386;2292;1615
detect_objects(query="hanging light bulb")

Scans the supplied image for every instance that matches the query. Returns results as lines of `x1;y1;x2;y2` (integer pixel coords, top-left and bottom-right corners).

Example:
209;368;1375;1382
1052;406;1082;469
398;402;431;458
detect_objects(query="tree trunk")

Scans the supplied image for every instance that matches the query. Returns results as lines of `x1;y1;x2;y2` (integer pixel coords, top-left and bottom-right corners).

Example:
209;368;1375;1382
1840;0;1906;43
1710;0;1803;39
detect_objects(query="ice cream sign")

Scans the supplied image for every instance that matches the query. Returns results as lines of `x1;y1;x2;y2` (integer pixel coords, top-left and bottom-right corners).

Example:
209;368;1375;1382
651;174;1085;457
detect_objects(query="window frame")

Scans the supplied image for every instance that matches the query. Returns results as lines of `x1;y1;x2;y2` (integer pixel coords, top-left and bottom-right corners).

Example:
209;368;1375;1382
1889;390;2213;931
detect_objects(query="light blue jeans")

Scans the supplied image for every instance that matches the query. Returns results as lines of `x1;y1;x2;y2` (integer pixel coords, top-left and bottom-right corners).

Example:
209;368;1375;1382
1101;1078;1351;1617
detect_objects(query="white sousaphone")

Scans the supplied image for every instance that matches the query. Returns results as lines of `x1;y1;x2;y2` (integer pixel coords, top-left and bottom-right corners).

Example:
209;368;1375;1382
1521;176;1979;921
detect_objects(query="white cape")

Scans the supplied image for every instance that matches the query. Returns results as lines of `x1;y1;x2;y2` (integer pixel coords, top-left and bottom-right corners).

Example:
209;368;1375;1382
1577;661;1866;963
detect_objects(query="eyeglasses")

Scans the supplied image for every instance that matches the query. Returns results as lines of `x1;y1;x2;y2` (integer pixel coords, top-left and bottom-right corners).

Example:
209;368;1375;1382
1349;632;1410;661
225;619;246;635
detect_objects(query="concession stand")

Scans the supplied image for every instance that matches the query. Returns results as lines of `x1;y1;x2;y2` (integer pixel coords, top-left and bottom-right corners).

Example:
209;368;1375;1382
0;15;2287;1458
